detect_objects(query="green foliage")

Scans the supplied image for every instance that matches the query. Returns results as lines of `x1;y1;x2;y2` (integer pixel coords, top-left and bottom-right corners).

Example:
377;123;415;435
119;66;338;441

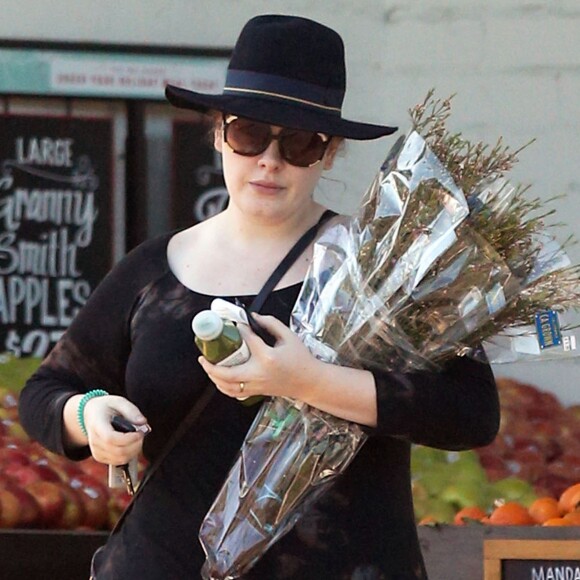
0;354;42;392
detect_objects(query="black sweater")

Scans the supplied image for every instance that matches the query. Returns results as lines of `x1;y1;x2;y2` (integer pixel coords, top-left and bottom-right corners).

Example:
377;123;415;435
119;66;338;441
19;232;499;580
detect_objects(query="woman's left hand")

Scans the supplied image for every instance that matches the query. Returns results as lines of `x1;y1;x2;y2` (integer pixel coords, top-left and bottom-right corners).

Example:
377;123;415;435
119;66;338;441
198;314;321;401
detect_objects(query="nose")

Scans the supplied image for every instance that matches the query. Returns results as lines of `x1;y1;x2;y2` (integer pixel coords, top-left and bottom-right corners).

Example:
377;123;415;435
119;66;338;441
257;129;284;168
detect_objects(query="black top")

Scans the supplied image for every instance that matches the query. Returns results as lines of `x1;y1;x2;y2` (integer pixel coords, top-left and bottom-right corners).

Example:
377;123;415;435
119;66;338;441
19;232;499;580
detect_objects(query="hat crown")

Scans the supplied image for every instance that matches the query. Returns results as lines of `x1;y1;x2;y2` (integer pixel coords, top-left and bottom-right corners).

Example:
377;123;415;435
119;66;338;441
164;15;397;140
225;15;346;111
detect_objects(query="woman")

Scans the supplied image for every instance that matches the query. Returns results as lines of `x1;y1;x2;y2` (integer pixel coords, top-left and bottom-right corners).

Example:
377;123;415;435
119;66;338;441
19;15;499;579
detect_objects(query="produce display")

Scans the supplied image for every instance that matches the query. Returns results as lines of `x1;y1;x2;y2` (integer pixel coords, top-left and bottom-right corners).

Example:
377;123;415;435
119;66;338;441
477;377;580;498
1;355;579;530
412;377;580;526
0;355;141;530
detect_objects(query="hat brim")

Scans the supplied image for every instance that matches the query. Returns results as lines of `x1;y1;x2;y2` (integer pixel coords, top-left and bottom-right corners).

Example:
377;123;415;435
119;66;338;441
165;84;397;140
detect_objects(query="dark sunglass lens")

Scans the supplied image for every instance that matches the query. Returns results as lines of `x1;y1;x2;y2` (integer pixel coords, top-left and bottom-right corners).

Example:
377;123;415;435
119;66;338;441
227;119;271;156
280;130;327;167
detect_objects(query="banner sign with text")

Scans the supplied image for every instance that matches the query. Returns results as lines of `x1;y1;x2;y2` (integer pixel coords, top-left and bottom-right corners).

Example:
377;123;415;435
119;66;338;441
0;115;113;357
0;47;228;100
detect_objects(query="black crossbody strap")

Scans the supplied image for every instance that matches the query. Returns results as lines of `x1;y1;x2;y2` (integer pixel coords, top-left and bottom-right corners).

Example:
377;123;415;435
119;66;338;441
249;209;336;313
108;209;336;535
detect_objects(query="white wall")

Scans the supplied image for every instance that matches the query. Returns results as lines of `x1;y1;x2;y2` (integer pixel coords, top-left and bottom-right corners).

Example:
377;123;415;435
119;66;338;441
2;0;580;402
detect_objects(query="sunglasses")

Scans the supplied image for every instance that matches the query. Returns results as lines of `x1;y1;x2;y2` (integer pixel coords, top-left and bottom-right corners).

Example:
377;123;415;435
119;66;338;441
222;115;331;168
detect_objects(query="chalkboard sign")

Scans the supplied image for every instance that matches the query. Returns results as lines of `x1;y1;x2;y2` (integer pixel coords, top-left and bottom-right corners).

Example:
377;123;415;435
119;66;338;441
171;119;227;230
0;115;113;357
484;539;580;580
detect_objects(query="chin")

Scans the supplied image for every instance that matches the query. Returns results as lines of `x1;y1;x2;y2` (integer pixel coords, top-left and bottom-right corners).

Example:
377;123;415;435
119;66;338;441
238;199;306;224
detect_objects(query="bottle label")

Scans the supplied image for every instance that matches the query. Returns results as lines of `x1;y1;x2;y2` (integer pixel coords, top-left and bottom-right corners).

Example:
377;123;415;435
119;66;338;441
217;341;250;367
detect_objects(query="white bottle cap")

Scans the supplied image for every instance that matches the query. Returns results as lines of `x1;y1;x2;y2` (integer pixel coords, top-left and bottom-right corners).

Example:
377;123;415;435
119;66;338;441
192;310;224;340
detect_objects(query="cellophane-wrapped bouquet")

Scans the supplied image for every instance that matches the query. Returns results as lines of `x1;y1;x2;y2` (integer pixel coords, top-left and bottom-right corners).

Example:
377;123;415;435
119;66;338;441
199;91;580;579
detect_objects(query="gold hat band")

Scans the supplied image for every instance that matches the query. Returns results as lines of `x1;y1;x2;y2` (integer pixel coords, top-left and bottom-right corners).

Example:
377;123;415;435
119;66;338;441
223;86;342;113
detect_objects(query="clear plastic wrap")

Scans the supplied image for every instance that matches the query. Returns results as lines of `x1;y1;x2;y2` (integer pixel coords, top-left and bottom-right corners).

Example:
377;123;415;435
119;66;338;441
199;123;580;579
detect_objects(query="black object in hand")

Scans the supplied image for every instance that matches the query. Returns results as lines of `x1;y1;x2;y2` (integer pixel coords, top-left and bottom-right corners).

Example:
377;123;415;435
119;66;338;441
247;311;276;346
110;415;136;495
233;299;276;346
111;415;137;433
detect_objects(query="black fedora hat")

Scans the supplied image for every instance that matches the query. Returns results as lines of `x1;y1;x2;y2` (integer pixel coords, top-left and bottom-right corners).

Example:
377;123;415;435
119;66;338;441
165;15;397;140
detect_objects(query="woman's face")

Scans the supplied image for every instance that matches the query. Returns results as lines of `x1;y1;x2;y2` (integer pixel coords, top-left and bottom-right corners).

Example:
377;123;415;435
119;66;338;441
214;117;341;224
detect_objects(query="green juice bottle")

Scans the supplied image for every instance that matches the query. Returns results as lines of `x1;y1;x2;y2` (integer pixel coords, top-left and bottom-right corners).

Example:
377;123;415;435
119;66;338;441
192;310;250;366
192;310;258;402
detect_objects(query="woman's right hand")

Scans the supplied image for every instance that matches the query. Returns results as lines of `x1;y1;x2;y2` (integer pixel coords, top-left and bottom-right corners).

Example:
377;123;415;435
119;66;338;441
64;394;149;465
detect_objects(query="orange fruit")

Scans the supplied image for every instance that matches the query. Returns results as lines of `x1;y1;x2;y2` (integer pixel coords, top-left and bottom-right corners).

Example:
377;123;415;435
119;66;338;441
528;497;560;525
488;501;535;526
453;506;487;526
562;510;580;525
558;483;580;515
543;517;572;526
418;516;438;526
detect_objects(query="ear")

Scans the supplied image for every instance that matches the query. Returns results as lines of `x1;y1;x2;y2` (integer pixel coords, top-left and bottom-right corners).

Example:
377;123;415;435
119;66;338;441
213;122;223;153
322;137;343;170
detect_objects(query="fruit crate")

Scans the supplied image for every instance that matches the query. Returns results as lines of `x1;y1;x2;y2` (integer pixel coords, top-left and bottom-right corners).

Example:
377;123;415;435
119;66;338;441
419;525;580;580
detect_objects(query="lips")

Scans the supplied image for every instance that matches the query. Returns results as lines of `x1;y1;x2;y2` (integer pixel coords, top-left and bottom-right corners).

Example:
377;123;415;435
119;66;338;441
250;180;283;193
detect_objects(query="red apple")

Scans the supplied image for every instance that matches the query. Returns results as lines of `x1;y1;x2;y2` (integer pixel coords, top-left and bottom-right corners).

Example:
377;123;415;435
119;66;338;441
0;435;27;449
69;473;108;496
69;474;109;529
49;460;84;483
501;436;551;482
534;474;571;499
477;453;510;482
4;464;43;486
558;418;580;449
544;440;563;463
56;485;86;530
0;447;30;467
26;481;66;528
110;487;132;512
547;454;580;482
78;458;108;484
30;459;64;483
509;436;547;458
525;392;562;421
106;488;133;530
26;441;52;461
0;481;41;528
497;378;542;409
107;498;123;530
0;487;21;528
477;434;510;458
530;418;560;439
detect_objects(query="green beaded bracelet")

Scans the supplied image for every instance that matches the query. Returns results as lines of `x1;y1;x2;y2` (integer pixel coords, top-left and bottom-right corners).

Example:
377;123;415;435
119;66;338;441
77;389;109;437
